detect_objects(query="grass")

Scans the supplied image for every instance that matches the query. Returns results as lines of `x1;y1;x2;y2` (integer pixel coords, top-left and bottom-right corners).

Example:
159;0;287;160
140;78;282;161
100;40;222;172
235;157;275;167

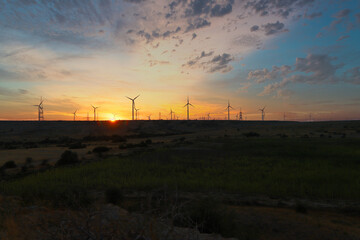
1;137;360;204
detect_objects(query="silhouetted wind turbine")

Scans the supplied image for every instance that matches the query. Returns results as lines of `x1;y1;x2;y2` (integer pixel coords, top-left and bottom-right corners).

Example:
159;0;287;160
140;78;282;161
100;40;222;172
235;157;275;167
239;108;243;121
207;113;211;120
184;96;194;120
135;108;140;120
73;110;77;121
33;97;44;121
259;106;266;121
147;114;151;120
126;95;140;120
170;109;175;120
91;105;99;121
225;100;233;120
112;113;117;121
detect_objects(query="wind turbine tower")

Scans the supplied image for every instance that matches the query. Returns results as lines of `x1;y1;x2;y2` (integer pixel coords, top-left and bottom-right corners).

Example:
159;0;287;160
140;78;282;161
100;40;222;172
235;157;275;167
73;110;77;121
184;96;194;120
207;113;211;120
225;100;233;120
159;112;161;120
126;95;140;120
135;108;140;120
259;107;266;121
87;112;89;121
91;105;99;121
33;97;44;121
147;114;151;120
170;109;175;120
239;108;243;121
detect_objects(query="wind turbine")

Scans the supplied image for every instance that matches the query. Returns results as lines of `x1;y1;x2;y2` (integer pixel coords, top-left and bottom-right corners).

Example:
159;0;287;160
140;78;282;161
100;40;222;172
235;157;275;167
239;108;243;121
225;100;233;120
112;113;117;121
73;110;77;121
126;95;140;120
91;105;99;121
135;108;140;120
184;96;194;120
147;114;151;120
170;109;175;120
159;112;161;120
259;106;266;121
33;97;44;121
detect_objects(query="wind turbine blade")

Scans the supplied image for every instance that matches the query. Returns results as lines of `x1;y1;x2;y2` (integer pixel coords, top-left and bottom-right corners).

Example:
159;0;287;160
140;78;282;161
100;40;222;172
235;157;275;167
126;96;133;100
190;103;194;107
134;94;140;100
183;104;187;107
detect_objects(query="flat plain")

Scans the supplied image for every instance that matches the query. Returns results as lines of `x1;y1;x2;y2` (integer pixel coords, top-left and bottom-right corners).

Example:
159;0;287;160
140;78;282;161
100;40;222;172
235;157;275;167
1;120;360;240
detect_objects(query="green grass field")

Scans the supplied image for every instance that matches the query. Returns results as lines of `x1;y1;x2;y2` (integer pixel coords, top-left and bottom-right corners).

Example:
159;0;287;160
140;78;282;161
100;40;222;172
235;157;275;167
2;136;360;204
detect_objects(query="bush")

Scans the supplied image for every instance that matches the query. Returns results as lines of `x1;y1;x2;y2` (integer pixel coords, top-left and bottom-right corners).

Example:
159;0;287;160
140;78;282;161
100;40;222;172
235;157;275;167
68;142;86;149
1;160;17;169
93;146;111;154
295;203;307;214
174;198;237;237
25;157;33;165
56;151;79;166
105;187;124;205
243;132;260;137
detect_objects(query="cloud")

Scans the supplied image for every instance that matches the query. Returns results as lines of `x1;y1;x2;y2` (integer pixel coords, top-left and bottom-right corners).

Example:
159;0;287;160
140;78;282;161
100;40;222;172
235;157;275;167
185;18;211;32
334;9;351;18
344;66;360;84
326;8;352;31
183;51;214;67
337;35;350;41
207;53;234;73
248;65;292;83
183;51;235;73
184;0;234;17
0;87;28;97
251;54;347;97
356;13;360;23
304;12;322;19
0;67;22;81
250;25;259;32
210;3;233;17
123;0;146;3
262;21;287;35
245;0;316;18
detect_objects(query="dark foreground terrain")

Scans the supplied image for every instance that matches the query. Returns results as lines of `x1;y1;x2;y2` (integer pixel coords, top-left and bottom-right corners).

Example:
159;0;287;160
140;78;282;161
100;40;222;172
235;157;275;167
1;120;360;239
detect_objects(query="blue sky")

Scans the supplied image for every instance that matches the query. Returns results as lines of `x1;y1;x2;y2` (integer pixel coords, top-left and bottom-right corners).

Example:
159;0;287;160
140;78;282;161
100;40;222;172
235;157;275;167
0;0;359;120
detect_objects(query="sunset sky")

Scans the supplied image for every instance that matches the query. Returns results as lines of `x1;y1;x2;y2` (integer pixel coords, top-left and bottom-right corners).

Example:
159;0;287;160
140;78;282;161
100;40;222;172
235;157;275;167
0;0;359;121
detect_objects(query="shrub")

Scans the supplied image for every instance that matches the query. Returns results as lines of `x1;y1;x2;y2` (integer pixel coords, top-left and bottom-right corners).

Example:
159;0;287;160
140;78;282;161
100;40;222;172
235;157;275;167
1;160;17;169
68;142;86;149
93;146;111;154
56;151;79;166
41;159;49;166
174;198;237;237
105;187;124;205
243;132;260;137
25;157;33;165
295;202;307;214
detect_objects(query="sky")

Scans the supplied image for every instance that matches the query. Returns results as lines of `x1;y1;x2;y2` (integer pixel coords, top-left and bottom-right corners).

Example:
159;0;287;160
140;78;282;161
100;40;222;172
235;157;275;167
0;0;359;121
